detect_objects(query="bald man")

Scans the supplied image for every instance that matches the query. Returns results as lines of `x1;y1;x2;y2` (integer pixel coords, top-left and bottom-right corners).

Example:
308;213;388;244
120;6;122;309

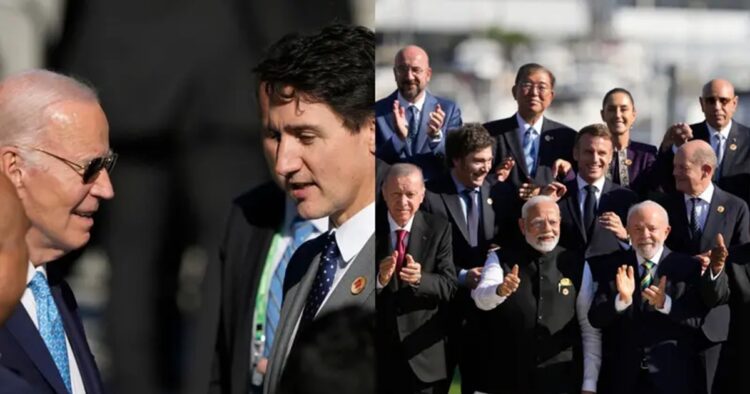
376;45;462;180
656;79;750;208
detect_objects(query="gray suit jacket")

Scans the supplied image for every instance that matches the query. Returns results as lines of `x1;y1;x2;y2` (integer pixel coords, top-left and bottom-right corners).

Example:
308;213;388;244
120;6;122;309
263;233;375;394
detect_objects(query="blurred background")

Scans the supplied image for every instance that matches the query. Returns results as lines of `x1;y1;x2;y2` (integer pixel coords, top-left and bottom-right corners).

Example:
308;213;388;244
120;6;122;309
0;0;372;393
376;0;750;146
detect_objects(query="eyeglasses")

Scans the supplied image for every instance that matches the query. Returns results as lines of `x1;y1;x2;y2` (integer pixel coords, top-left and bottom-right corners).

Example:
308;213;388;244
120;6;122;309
25;146;117;183
394;65;426;76
518;82;551;95
702;96;734;106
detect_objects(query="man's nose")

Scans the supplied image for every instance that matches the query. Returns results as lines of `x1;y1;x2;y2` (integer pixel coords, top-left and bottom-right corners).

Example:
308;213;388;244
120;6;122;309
91;168;115;200
274;135;302;180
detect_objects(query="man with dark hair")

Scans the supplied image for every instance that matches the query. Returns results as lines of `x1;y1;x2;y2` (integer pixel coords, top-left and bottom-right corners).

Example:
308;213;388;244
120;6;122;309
254;25;376;394
541;124;638;258
599;88;657;196
483;63;577;190
421;123;496;393
375;45;463;180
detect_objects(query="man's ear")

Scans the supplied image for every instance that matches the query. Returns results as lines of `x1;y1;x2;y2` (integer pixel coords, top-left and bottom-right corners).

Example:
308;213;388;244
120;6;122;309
364;117;376;155
0;147;23;188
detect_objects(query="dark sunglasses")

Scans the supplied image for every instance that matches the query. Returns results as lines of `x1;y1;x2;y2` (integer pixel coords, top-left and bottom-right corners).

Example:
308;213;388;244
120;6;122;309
26;146;117;183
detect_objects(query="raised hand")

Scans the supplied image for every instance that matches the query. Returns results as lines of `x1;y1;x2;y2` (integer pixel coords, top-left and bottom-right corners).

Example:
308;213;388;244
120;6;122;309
539;181;567;201
518;182;542;201
378;250;398;286
496;264;520;297
391;100;408;140
643;276;667;309
710;233;728;276
427;103;445;137
665;122;693;148
466;266;483;290
399;254;422;285
495;157;515;182
552;159;572;179
615;265;635;304
598;211;627;240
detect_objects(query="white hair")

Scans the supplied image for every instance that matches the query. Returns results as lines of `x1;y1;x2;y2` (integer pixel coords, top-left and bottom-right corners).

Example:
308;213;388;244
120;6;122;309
626;200;669;225
521;195;559;219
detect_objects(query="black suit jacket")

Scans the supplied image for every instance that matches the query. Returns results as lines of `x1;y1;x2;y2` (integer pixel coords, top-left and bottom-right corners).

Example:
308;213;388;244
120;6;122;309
655;120;750;206
204;182;285;394
589;248;707;394
376;210;457;384
483;114;577;189
0;276;104;394
558;178;638;259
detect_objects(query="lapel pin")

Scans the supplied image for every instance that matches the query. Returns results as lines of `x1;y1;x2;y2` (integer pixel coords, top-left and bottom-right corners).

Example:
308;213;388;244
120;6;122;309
717;205;725;213
730;143;738;151
562;288;570;295
544;135;553;142
625;159;633;166
351;276;367;295
487;197;493;205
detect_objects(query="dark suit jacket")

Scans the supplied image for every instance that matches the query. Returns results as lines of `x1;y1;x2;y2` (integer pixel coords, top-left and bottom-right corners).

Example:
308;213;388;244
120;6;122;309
376;210;457;384
264;230;375;394
616;140;658;197
655;120;750;206
589;248;707;394
483;114;577;189
0;365;33;394
558;178;638;259
0;276;104;394
376;90;462;180
202;181;285;394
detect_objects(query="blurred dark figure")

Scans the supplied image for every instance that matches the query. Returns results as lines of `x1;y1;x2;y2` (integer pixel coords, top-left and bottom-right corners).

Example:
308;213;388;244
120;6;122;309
47;1;352;393
278;306;375;394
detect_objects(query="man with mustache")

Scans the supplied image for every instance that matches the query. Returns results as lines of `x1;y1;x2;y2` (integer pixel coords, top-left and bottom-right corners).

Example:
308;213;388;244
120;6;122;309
657;79;750;207
376;45;463;181
542;124;638;259
421;123;496;393
472;195;600;394
589;201;707;394
0;70;115;393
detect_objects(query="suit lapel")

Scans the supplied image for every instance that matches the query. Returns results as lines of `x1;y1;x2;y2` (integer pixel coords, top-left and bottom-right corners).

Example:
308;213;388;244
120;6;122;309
701;189;725;252
503;117;529;179
721;122;741;175
564;181;585;241
627;147;637;179
481;182;495;241
440;180;470;243
318;235;376;316
406;214;429;289
414;93;437;154
52;284;103;394
6;305;69;394
671;195;691;246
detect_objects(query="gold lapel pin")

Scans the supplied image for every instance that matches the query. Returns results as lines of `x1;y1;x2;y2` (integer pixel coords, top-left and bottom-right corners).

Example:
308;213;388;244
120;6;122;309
730;143;738;151
717;205;725;213
351;276;367;295
625;159;633;166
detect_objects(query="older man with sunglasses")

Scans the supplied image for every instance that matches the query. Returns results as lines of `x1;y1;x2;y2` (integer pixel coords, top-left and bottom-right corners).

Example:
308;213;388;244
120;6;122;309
0;69;115;393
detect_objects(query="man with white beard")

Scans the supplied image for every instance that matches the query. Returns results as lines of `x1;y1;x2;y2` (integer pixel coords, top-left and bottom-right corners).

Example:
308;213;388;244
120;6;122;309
472;196;601;394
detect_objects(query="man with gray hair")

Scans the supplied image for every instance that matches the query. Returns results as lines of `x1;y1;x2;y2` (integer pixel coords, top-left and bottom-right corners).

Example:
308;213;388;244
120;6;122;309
0;69;114;393
472;195;601;394
376;162;456;393
660;139;749;394
589;201;707;394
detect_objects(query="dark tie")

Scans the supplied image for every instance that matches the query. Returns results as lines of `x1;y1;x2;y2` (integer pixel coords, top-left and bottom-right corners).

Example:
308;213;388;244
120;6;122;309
463;189;479;247
395;229;408;275
640;260;655;291
690;197;702;241
583;184;597;240
406;105;418;156
300;232;339;326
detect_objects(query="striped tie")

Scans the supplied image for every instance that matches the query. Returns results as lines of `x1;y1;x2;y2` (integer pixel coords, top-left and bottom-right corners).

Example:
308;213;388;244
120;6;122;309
640;260;655;291
263;218;315;357
29;272;71;393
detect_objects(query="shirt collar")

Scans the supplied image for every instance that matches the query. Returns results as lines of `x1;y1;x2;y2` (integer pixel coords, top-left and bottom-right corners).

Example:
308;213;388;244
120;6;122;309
576;174;606;193
683;182;715;205
284;198;329;234
515;112;544;134
397;90;427;113
636;244;665;266
387;212;415;233
333;202;375;262
450;172;479;195
25;261;47;286
707;120;733;140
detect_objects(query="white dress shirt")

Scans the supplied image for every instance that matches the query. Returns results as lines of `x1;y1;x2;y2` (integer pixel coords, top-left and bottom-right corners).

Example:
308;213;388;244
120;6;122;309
471;250;602;392
708;121;732;165
21;262;86;394
615;246;672;314
684;182;714;232
576;175;606;217
515;112;544;159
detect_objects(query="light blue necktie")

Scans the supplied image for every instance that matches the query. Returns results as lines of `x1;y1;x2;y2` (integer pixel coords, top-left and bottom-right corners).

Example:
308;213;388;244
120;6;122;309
263;218;315;357
29;271;71;393
523;127;538;177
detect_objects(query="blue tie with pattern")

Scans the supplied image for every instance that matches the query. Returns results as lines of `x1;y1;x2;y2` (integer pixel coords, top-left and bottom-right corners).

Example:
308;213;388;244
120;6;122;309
300;231;339;326
523;127;538;177
406;105;418;157
263;218;315;357
29;272;71;393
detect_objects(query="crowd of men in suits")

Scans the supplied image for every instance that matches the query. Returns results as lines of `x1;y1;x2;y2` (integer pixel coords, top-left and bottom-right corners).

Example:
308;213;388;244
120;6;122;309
375;44;750;394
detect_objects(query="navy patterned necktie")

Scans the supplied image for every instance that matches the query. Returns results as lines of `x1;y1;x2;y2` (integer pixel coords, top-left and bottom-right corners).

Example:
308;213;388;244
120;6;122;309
406;105;418;156
29;272;71;393
300;231;340;325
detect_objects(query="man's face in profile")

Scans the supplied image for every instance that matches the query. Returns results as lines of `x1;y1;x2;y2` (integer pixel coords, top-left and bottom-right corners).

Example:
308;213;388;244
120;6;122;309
264;87;375;225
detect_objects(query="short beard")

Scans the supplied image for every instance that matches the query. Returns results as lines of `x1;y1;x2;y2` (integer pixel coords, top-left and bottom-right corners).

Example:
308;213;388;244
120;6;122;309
526;233;558;253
